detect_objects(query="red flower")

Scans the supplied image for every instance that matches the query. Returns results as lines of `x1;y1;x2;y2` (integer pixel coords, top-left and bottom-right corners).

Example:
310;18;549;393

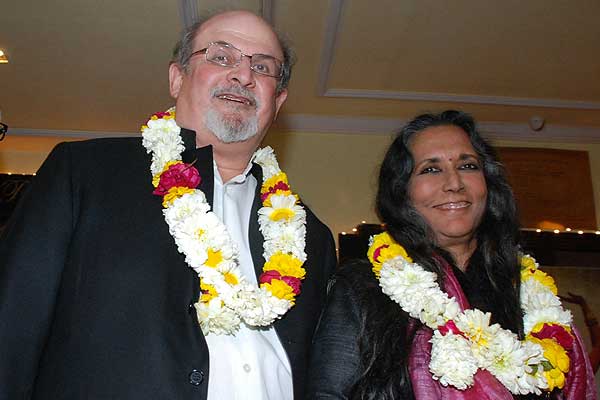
153;111;172;119
281;276;302;295
261;181;290;202
153;163;201;196
373;245;389;263
259;270;281;284
438;320;464;336
259;271;302;295
531;324;574;350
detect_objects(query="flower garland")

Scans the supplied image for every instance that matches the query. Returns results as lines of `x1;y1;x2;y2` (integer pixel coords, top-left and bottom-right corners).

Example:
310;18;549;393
368;232;575;395
141;109;307;335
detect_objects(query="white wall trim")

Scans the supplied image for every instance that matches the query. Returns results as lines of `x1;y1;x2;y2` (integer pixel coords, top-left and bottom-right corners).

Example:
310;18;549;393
275;114;600;143
316;0;600;110
323;88;600;110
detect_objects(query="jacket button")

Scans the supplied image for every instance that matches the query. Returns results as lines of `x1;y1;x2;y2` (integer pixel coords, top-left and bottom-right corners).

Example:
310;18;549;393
189;369;204;386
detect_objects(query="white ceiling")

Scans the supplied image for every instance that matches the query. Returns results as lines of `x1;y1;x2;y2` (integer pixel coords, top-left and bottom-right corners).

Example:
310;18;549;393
1;0;599;140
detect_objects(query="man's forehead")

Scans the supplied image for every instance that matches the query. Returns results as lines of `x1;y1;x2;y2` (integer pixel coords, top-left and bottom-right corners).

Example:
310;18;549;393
194;11;283;57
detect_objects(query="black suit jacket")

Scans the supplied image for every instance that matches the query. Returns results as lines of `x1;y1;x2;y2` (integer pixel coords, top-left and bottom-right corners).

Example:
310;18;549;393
0;129;336;399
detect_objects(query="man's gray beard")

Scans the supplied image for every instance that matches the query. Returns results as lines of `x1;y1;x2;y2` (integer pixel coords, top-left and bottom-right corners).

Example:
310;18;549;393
204;107;259;143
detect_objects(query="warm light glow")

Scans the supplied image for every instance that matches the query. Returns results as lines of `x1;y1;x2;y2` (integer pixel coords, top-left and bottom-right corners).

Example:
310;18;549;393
596;231;600;235
7;172;12;175
578;230;584;234
352;228;357;232
553;229;560;234
0;49;7;64
565;228;571;232
535;229;542;233
361;220;366;224
341;232;347;235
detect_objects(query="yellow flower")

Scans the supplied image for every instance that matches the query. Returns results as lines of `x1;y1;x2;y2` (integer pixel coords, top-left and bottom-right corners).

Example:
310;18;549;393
367;232;412;277
200;282;218;303
205;249;223;268
262;279;295;304
162;186;194;207
527;336;569;391
520;254;537;271
522;268;558;295
223;271;238;285
264;253;306;279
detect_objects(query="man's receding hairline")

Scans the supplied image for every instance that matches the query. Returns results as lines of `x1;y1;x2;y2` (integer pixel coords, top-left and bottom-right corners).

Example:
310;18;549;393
192;11;283;56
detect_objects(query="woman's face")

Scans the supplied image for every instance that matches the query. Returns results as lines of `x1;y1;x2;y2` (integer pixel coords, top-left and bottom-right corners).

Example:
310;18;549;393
407;125;488;250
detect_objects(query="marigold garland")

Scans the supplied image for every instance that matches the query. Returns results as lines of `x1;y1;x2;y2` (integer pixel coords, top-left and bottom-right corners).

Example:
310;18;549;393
368;231;575;395
142;109;307;335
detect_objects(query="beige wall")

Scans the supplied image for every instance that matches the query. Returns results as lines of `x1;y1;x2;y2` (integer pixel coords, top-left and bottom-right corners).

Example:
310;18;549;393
1;131;600;244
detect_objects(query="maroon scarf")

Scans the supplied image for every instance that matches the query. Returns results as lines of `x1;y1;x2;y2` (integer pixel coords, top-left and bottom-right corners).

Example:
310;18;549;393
408;258;597;399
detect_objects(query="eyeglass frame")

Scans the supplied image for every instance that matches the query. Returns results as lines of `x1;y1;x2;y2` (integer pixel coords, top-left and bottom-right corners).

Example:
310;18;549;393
0;122;7;141
187;41;284;79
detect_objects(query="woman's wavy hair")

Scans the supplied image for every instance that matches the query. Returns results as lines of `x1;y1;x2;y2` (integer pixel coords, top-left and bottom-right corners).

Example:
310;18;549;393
377;110;522;331
351;110;540;399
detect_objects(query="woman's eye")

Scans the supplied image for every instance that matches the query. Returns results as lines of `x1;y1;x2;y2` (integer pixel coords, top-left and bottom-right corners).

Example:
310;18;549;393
459;163;480;170
418;166;440;175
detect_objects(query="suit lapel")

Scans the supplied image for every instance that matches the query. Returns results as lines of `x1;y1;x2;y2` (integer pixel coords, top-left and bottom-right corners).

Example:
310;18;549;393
249;163;265;278
180;129;214;206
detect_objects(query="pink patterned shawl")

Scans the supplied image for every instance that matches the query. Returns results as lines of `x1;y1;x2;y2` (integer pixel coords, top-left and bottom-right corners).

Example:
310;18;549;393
408;259;597;400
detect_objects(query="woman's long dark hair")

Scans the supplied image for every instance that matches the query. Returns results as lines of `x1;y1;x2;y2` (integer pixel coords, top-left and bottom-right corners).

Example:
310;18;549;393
350;110;534;399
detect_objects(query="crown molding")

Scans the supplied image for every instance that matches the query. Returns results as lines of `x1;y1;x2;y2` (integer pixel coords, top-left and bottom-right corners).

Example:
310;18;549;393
317;0;600;110
275;114;600;143
8;115;600;143
8;128;136;139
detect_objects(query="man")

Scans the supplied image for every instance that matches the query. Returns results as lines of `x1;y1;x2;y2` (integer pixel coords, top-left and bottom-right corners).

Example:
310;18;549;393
0;10;336;400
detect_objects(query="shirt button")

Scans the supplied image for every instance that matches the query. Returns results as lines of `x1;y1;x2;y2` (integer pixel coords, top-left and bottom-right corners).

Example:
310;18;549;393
243;364;251;373
189;369;204;385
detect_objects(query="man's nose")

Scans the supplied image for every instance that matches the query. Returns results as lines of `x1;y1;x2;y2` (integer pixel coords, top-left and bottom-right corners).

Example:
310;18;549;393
226;56;256;88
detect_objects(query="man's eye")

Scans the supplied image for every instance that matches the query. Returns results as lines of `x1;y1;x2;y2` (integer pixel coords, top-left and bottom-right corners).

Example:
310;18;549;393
211;54;230;63
253;63;270;73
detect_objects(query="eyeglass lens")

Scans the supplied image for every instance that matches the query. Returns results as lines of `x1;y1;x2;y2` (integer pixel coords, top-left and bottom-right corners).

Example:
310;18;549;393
206;43;281;78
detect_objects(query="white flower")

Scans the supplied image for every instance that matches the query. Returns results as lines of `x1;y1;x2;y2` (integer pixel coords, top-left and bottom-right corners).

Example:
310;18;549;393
455;309;499;355
430;331;478;390
262;222;306;262
253;146;280;178
194;299;240;336
523;307;572;335
484;330;532;394
258;194;305;225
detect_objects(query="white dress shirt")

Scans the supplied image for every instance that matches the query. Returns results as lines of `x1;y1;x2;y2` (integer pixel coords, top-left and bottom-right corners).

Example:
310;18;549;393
205;161;293;400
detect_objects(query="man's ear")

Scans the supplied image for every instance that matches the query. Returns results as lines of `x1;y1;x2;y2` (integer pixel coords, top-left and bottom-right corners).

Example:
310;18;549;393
169;63;184;98
273;88;288;120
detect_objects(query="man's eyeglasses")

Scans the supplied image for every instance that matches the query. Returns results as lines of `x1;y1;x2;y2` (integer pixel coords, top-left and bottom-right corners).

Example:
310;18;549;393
188;41;283;78
0;123;7;141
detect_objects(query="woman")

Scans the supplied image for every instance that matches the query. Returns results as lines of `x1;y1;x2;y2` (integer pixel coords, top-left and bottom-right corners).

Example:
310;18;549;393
306;111;596;399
